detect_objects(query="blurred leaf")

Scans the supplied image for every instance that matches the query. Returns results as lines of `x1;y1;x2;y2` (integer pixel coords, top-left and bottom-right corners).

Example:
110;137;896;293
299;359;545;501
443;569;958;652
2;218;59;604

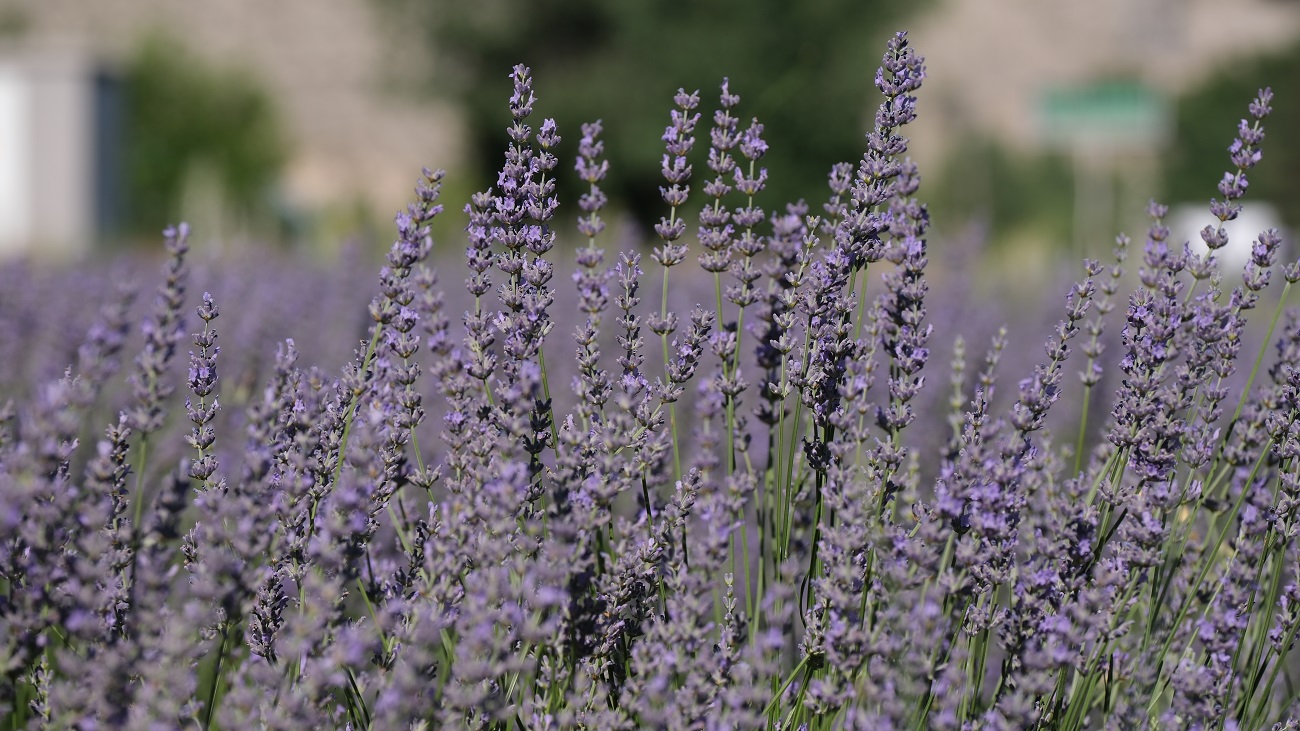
122;34;288;234
929;135;1075;249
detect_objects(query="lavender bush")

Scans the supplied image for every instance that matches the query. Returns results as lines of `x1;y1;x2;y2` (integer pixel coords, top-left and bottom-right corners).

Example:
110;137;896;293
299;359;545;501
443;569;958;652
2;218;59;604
4;31;1300;729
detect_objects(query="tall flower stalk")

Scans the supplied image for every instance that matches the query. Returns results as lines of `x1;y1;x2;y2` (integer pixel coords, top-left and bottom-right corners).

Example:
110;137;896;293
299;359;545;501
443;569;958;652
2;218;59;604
4;30;1300;731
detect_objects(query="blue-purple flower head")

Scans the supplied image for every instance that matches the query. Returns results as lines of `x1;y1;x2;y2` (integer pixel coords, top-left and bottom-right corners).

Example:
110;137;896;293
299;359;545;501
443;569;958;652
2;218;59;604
163;221;191;247
1208;87;1273;226
662;89;701;158
537;118;560;150
739;118;767;161
879;31;925;92
576;121;609;186
509;63;536;121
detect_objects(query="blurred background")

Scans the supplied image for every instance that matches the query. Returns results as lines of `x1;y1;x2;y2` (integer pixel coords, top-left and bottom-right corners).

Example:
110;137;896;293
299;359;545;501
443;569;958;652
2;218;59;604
1;0;1299;289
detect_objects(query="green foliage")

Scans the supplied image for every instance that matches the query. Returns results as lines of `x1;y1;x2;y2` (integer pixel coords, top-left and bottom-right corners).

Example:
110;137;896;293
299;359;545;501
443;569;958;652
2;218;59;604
0;5;30;39
930;135;1076;246
1164;42;1300;227
379;0;919;223
122;34;288;234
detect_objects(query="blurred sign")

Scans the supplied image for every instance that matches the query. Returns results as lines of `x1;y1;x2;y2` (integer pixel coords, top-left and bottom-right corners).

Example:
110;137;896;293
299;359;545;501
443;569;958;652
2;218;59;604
1038;81;1168;152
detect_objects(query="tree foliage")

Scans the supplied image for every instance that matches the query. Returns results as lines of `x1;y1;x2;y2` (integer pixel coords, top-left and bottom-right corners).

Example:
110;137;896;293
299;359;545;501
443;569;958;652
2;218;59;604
1164;42;1300;228
122;34;288;234
380;0;919;224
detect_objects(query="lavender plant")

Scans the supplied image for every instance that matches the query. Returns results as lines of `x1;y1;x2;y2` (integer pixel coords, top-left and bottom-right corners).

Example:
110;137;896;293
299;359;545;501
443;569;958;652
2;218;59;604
4;30;1300;730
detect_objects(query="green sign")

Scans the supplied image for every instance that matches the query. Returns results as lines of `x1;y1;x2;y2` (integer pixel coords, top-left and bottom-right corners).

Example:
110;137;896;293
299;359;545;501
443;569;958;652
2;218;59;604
1038;81;1168;150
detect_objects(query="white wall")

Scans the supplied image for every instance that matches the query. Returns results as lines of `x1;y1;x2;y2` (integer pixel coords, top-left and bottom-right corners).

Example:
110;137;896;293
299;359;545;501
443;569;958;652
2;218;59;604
0;62;31;257
0;49;94;259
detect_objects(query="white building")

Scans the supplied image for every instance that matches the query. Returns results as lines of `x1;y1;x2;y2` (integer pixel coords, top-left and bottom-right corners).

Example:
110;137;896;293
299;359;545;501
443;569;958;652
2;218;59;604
0;47;116;258
3;0;464;251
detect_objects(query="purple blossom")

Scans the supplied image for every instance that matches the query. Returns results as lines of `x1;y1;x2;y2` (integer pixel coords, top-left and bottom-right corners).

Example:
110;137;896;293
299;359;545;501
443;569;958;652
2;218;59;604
0;31;1297;731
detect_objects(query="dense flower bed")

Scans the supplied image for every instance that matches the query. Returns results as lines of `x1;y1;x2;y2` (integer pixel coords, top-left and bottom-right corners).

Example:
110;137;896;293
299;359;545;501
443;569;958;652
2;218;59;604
3;31;1300;729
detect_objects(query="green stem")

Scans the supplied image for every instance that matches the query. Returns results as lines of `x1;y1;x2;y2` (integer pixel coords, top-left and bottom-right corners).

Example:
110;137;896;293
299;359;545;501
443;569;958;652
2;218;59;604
764;653;811;719
537;348;556;449
1150;440;1274;695
1074;385;1092;477
1249;602;1300;726
129;437;150;537
661;210;682;487
1227;281;1290;455
201;622;230;729
333;322;385;488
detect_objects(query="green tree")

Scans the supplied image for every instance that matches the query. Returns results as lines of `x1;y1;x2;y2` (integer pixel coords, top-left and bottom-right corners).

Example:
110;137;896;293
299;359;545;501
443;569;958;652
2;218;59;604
1164;42;1300;228
379;0;920;224
122;34;288;234
929;135;1076;246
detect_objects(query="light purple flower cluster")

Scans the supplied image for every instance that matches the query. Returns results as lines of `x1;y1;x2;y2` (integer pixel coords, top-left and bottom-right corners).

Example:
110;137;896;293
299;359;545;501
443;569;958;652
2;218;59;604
5;30;1300;731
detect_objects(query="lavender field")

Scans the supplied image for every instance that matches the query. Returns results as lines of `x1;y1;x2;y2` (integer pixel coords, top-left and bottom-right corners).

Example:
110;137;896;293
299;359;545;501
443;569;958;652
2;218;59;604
4;31;1300;729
